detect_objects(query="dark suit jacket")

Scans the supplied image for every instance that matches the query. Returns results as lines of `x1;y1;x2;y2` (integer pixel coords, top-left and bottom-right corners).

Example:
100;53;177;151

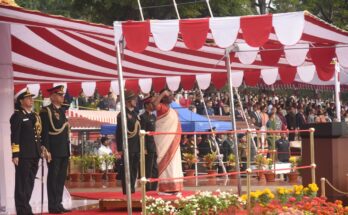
250;111;262;128
140;111;156;153
286;113;297;130
116;108;140;153
40;104;70;157
296;113;306;128
10;108;41;158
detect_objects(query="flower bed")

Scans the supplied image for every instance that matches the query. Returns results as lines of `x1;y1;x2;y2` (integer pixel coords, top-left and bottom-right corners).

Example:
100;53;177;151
146;184;348;215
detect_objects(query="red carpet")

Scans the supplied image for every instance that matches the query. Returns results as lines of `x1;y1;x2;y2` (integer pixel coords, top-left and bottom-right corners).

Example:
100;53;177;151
46;209;141;215
71;191;195;200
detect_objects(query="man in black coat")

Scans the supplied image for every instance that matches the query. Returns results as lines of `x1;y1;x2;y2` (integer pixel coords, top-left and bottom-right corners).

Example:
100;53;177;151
116;90;141;194
40;85;71;214
140;95;158;191
250;104;262;129
286;106;297;141
11;89;50;215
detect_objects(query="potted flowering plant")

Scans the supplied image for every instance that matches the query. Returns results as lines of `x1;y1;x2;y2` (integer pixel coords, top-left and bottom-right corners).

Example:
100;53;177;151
226;154;237;179
203;152;218;185
92;156;104;183
80;155;94;182
264;158;276;182
69;156;81;182
287;156;299;183
102;154;116;182
254;153;267;181
182;152;198;176
203;152;217;173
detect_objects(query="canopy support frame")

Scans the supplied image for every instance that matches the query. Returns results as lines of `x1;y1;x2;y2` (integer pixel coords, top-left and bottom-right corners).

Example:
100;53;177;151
225;48;242;196
115;38;133;215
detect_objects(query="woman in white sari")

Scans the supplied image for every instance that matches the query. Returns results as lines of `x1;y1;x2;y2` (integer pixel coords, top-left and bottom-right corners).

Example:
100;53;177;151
153;90;183;193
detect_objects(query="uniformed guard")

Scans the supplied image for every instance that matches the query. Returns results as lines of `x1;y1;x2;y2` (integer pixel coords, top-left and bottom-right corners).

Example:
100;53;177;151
40;85;71;214
140;95;158;191
10;88;49;215
116;90;140;195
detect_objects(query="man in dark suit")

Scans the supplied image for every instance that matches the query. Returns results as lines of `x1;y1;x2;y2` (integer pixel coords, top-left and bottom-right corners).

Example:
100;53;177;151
296;106;307;129
250;104;262;129
116;90;140;194
286;106;297;141
140;95;158;191
40;85;71;214
10;88;50;215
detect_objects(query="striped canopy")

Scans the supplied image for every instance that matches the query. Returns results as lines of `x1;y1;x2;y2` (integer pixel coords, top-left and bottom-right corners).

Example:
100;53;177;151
0;4;348;97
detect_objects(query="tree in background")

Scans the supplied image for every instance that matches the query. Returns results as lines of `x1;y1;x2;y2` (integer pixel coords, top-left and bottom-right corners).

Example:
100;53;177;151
14;0;347;30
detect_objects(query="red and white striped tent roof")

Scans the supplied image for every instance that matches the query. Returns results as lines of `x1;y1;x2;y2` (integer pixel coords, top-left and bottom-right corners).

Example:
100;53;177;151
1;4;348;97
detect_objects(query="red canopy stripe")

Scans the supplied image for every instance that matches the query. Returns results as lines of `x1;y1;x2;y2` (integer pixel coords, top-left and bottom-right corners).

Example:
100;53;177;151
260;42;284;66
179;19;209;50
122;21;150;53
40;83;54;97
244;69;261;86
152;77;167;93
180;75;196;90
125;79;140;94
316;65;335;81
96;81;111;96
240;14;273;47
67;82;82;97
279;66;297;84
309;44;336;68
211;73;227;90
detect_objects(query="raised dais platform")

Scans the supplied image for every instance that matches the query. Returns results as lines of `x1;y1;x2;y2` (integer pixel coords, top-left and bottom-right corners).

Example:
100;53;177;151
71;191;195;211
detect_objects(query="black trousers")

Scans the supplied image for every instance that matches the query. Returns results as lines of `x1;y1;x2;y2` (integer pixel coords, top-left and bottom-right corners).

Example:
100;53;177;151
121;153;140;194
15;158;39;215
47;157;68;210
145;153;158;191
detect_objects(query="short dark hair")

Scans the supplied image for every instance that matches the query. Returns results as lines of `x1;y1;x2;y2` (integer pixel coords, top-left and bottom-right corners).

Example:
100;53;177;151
101;136;108;144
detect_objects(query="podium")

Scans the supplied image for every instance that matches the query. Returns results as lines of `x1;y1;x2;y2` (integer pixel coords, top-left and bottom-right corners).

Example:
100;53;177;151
301;122;348;204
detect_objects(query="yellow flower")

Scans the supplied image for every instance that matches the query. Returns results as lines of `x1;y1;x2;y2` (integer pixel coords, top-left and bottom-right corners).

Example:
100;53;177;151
241;194;247;201
289;156;297;163
269;193;275;199
293;185;303;194
277;188;285;195
263;188;272;195
308;183;319;192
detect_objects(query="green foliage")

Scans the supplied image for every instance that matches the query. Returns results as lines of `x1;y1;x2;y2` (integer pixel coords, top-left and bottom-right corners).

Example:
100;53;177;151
272;0;348;30
203;152;217;170
15;0;347;30
80;155;94;173
101;154;115;172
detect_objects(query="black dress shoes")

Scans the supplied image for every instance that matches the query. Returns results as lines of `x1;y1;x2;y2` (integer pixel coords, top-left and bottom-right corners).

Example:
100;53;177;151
48;209;63;214
58;205;72;213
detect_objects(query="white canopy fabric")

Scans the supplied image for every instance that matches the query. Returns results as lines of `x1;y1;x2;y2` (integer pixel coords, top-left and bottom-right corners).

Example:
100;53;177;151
0;4;348;96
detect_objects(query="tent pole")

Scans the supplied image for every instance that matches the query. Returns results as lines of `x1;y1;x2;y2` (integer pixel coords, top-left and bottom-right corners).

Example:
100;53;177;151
205;0;214;18
172;0;181;20
334;59;341;122
115;39;133;215
225;48;242;196
197;88;227;178
194;134;198;186
137;0;145;21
